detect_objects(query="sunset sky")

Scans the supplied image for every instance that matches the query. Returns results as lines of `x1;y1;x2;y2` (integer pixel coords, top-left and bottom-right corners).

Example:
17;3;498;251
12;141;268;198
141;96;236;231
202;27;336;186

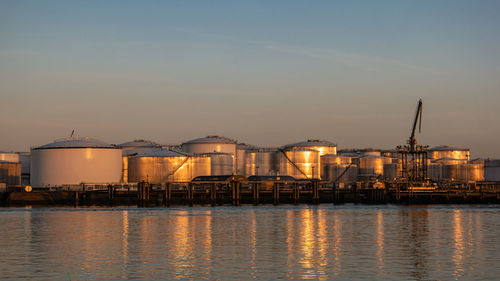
1;0;499;157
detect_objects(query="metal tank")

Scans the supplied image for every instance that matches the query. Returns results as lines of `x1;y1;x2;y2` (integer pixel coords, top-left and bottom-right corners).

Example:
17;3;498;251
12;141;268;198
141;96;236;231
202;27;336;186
128;150;211;183
485;160;500;181
236;143;257;176
428;146;470;161
181;136;237;174
202;152;234;176
320;154;351;180
0;151;19;163
362;150;381;157
282;139;337;157
245;148;279;176
323;163;358;182
359;155;391;176
432;157;467;165
383;163;402;181
428;163;443;181
442;164;484;182
31;138;122;187
279;148;320;179
0;161;21;186
118;140;163;183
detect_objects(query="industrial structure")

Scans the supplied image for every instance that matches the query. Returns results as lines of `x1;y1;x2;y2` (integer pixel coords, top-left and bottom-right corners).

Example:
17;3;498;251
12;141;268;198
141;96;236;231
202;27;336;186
30;138;122;187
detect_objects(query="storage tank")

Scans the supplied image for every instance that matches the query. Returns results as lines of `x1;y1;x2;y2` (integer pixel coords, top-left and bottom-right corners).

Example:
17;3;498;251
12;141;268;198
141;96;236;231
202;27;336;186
0;161;21;186
236;143;257;176
320;155;351;180
323;163;358;182
428;163;443;181
485;160;500;181
428;146;470;161
433;157;467;165
245;148;279;176
279;148;320;179
383;163;402;181
118;140;163;183
359;155;390;176
202;152;234;176
282;139;336;156
0;151;19;163
442;164;484;182
181;136;237;173
31;138;122;187
128;150;210;183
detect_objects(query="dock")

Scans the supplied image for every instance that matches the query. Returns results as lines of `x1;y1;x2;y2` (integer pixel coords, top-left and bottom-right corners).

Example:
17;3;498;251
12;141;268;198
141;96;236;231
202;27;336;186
2;177;500;207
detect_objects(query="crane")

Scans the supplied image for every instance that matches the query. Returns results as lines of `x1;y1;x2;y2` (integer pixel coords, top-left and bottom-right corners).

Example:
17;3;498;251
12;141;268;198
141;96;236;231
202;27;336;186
397;99;429;186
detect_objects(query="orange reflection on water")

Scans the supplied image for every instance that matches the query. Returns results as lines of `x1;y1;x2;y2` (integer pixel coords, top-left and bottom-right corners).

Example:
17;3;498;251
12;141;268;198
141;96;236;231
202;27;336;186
452;209;465;277
376;210;384;269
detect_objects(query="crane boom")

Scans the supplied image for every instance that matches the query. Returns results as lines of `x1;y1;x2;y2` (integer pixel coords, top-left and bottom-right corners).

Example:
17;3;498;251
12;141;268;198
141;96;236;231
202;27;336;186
408;99;423;150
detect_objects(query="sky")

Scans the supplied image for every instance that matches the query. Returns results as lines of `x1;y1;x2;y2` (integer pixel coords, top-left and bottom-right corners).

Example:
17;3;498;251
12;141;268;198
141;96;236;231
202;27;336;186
1;0;499;157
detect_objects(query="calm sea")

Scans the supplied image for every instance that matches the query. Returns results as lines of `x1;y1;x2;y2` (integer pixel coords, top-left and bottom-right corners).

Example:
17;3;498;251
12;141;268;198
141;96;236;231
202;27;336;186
0;205;499;280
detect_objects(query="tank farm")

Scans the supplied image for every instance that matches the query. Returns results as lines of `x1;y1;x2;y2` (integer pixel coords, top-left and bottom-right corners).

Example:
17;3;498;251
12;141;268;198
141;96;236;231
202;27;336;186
2;100;500;206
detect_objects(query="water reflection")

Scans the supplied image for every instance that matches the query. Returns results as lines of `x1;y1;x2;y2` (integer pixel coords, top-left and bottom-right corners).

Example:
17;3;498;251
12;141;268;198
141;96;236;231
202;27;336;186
0;206;499;281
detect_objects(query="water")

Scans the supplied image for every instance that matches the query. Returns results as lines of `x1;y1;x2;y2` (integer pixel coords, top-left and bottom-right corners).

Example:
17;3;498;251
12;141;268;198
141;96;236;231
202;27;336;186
0;205;499;280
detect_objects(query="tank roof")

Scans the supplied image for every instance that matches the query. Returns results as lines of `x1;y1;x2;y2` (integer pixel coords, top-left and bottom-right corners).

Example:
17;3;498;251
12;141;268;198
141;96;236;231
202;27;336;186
237;143;258;150
183;135;237;145
118;139;161;148
282;139;336;149
134;149;192;158
429;145;469;151
321;154;349;158
34;138;116;149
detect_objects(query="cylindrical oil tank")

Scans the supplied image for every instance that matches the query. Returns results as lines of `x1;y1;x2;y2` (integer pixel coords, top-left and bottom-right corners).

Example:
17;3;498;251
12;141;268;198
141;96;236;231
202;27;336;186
381;149;400;159
323;164;358;182
433;157;467;165
383;163;402;181
320;154;351;180
236;143;257;176
359;155;390;176
181;136;237;174
428;146;470;161
485;160;500;181
281;139;336;156
0;161;21;186
245;148;279;176
279;148;320;179
442;164;484;182
363;150;381;157
118;140;163;183
202;152;234;176
128;150;211;183
0;151;19;163
31;138;122;187
427;163;443;181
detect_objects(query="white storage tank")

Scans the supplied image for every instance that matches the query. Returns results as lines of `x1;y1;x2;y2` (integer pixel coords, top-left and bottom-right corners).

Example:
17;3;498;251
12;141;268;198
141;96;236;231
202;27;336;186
428;146;470;161
236;143;257;176
202;152;234;176
279;148;320;179
118;140;163;183
320;154;351;180
359;155;390;176
31;138;122;187
128;150;210;183
485;160;500;181
181;136;237;174
245;148;279;176
323;163;358;182
282;139;336;156
383;163;402;181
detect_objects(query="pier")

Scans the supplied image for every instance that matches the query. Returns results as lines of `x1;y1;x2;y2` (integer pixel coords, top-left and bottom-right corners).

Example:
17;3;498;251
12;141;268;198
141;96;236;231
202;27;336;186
2;177;500;207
